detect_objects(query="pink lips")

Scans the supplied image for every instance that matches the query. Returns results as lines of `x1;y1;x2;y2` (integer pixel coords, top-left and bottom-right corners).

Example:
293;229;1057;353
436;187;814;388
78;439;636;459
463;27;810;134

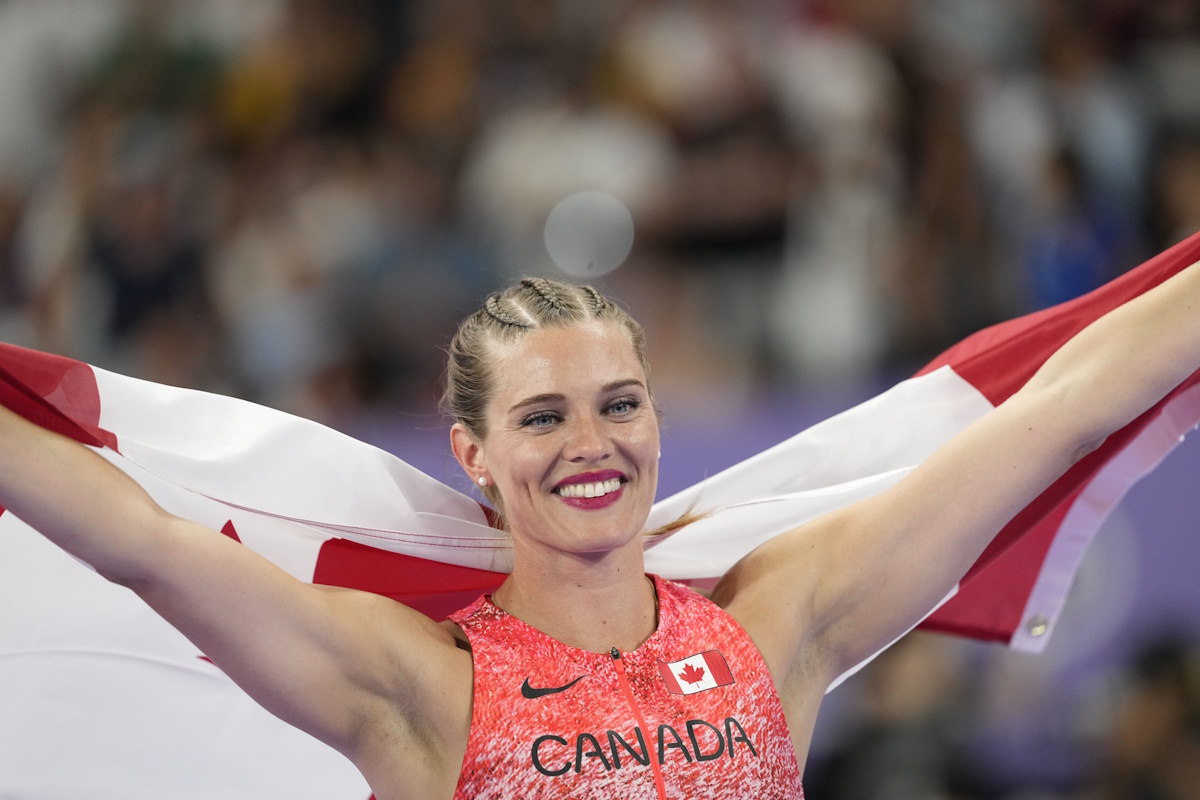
554;469;626;510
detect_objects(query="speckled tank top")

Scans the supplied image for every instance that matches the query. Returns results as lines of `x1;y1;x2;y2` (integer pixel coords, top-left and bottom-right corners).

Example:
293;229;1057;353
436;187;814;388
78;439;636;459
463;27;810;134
448;574;804;799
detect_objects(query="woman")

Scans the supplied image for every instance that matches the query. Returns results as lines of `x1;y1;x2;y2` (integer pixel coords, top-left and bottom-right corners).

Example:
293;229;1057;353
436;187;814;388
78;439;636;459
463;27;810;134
1;270;1198;799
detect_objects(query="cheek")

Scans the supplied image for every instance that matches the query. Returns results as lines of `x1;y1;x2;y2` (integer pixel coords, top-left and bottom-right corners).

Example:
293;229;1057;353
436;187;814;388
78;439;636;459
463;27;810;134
621;421;660;465
493;438;555;487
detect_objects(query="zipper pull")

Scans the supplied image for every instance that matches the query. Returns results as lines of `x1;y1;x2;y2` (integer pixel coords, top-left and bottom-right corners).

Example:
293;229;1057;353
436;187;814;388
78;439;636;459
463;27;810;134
610;647;620;660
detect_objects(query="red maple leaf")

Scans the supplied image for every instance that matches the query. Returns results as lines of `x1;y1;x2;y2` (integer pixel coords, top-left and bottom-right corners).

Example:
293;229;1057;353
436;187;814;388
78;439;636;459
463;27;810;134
679;663;707;684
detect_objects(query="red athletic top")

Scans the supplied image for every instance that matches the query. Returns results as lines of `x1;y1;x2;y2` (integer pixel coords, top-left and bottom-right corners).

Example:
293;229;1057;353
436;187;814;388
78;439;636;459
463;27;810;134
448;574;804;799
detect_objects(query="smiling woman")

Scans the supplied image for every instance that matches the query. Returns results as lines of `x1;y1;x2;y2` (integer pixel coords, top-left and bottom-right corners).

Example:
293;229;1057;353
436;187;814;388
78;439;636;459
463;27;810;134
437;279;804;797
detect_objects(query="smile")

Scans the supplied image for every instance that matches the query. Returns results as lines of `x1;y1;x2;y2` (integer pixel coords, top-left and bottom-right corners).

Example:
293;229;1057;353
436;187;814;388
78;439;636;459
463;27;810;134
556;483;625;510
554;478;623;498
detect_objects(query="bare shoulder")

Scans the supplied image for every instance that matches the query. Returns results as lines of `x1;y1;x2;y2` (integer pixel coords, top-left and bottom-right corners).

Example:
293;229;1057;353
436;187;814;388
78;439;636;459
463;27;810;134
708;534;838;766
320;585;474;716
709;523;830;679
316;588;475;798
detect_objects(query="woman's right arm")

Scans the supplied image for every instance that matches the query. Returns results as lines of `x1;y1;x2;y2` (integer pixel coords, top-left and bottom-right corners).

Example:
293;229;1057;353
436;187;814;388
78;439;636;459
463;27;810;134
0;403;471;774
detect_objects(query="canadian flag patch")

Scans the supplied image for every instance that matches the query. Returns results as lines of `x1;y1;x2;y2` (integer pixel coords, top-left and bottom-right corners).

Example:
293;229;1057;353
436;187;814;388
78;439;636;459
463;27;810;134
658;650;735;695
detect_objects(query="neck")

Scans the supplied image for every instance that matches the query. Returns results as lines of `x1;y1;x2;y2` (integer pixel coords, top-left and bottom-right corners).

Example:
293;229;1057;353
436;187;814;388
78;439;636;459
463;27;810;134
493;541;658;654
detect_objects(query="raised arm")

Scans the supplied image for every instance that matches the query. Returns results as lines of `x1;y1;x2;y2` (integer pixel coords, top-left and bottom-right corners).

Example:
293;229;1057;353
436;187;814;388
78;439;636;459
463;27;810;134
719;258;1200;713
0;404;470;782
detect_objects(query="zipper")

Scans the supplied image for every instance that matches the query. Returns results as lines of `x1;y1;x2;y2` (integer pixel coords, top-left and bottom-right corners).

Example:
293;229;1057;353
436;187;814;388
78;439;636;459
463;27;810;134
611;647;668;800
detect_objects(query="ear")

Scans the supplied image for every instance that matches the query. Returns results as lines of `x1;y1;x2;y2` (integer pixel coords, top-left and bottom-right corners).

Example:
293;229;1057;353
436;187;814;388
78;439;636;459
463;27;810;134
450;422;486;483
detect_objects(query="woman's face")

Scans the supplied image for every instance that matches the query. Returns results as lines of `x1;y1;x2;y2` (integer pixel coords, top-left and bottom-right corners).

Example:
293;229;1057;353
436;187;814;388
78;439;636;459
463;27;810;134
456;320;660;557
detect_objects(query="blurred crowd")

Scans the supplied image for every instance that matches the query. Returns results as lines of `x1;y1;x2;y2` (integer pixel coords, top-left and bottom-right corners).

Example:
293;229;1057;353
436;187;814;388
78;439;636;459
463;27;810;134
807;630;1200;800
2;0;1200;420
1;1;1200;797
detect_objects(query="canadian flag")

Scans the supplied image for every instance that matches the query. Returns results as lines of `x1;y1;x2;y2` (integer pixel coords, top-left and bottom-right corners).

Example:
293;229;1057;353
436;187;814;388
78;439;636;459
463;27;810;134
0;231;1199;797
659;651;736;695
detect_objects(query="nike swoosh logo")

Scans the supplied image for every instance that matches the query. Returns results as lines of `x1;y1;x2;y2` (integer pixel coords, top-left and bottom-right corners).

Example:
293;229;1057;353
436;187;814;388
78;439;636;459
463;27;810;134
520;675;585;699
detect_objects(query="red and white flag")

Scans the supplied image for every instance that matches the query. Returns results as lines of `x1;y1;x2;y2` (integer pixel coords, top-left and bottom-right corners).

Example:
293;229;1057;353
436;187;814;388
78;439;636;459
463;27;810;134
659;650;735;695
1;231;1199;797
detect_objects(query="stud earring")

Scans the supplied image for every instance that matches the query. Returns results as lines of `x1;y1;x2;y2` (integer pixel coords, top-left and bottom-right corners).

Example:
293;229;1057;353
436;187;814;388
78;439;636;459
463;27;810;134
478;476;488;487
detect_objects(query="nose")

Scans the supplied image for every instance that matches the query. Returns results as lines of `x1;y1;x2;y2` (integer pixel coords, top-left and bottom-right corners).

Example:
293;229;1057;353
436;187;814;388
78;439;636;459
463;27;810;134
564;413;611;463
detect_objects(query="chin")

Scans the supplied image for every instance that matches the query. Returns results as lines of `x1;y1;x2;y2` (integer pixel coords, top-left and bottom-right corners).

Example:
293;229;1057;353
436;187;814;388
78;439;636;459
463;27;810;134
542;514;643;554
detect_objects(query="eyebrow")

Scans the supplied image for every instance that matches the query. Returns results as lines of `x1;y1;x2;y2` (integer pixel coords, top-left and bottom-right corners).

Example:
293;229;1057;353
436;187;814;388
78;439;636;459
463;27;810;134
507;379;646;414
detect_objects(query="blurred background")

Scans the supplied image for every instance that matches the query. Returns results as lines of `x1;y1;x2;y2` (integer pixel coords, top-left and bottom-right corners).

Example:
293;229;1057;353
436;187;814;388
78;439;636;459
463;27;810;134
0;0;1198;797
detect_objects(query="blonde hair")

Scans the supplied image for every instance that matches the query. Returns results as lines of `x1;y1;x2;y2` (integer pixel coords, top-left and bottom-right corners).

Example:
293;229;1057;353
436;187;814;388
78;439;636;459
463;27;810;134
442;277;705;537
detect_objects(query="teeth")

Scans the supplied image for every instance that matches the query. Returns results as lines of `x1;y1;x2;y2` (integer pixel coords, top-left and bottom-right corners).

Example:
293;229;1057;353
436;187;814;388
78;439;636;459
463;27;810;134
557;478;623;498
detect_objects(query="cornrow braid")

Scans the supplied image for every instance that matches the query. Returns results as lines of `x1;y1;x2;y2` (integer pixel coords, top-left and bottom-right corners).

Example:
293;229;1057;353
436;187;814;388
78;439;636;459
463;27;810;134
580;285;608;315
484;294;530;329
522;277;573;313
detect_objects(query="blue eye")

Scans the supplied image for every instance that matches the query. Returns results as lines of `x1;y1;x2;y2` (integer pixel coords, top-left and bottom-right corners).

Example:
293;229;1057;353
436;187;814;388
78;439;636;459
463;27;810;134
521;411;559;428
607;398;640;416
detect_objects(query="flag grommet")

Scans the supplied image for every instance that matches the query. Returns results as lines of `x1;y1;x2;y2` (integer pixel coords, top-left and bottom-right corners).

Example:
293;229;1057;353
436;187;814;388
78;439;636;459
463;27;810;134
1026;614;1049;638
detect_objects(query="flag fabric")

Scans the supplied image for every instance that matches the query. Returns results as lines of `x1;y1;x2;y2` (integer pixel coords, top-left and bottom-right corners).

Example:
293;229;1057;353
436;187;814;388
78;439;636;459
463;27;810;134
1;232;1199;797
658;651;736;695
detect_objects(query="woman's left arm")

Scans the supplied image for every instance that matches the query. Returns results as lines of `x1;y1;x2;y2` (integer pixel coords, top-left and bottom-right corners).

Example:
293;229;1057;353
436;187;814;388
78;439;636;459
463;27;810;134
718;259;1200;690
